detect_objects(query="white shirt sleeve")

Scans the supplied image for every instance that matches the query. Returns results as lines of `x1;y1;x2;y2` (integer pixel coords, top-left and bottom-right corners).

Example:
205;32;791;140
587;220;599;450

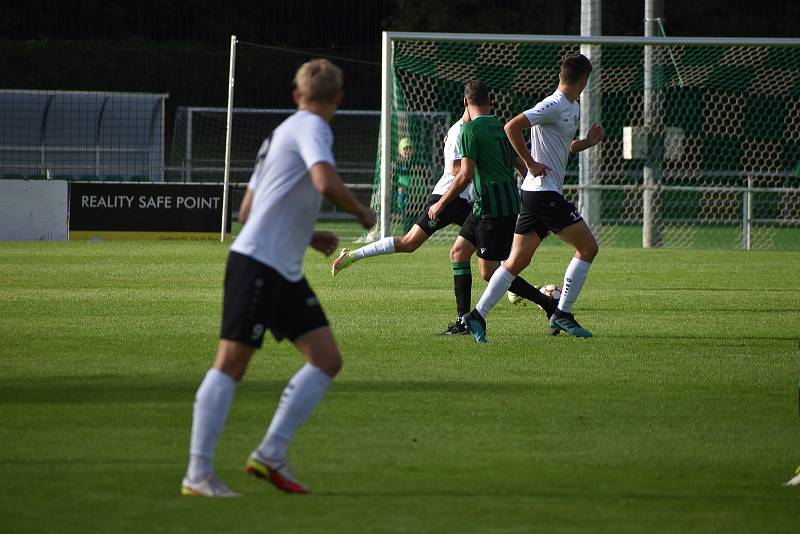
297;119;336;171
523;100;560;126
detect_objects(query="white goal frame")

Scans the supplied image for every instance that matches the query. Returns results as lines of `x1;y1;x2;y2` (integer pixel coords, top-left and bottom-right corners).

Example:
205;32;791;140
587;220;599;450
379;31;800;246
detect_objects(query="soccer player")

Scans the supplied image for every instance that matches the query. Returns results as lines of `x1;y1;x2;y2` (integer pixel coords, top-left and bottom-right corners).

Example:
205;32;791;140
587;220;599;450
462;54;604;342
331;109;478;334
428;80;557;340
181;59;376;497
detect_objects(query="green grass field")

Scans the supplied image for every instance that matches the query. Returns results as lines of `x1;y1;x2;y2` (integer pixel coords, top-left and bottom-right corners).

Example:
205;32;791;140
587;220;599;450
1;227;799;533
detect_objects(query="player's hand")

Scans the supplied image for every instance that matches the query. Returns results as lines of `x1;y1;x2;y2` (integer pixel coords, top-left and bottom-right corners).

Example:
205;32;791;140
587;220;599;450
527;160;551;178
587;123;605;146
310;231;339;256
357;208;377;229
428;200;444;221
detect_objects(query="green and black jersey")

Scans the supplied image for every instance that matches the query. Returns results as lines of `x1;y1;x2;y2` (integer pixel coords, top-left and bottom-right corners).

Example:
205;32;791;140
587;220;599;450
458;115;520;219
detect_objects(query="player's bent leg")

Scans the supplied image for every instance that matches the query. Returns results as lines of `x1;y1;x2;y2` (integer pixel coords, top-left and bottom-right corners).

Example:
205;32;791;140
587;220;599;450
477;258;501;282
332;233;402;277
549;220;596;337
557;220;598;263
441;236;477;335
293;325;342;377
247;326;339;494
182;339;256;497
393;225;430;253
213;339;257;382
503;232;540;276
450;235;476;263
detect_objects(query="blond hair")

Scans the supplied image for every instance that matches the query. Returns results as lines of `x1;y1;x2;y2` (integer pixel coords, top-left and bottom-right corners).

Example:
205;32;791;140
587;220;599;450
293;59;343;103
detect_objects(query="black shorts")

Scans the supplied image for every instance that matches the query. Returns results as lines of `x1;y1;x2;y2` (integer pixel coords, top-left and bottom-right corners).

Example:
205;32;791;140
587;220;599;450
220;251;328;348
458;213;517;261
515;191;583;240
414;194;472;236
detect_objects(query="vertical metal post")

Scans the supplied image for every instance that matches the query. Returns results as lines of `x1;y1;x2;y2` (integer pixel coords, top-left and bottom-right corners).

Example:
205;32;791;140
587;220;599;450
161;96;166;182
380;32;393;239
221;35;237;243
743;176;753;250
580;0;602;235
643;0;664;248
186;108;193;182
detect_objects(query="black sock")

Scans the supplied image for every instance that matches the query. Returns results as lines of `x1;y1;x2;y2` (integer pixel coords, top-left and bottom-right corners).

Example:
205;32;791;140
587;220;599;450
452;261;472;318
509;277;549;308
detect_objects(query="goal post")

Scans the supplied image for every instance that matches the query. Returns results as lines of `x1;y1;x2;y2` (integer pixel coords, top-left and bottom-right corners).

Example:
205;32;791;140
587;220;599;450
378;31;800;250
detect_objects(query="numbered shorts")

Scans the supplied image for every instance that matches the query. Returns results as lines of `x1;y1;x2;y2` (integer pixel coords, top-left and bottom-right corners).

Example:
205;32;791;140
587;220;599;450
220;251;328;348
458;213;518;261
414;194;472;236
515;191;584;240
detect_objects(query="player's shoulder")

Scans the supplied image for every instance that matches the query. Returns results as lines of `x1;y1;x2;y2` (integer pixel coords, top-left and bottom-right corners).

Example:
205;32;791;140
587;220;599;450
448;119;464;137
279;111;332;143
537;91;567;110
293;110;330;131
460;119;478;135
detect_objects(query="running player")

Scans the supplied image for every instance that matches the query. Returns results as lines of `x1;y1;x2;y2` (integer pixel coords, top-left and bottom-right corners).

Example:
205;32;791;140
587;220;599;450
462;54;604;342
429;80;557;342
331;109;480;334
181;59;375;497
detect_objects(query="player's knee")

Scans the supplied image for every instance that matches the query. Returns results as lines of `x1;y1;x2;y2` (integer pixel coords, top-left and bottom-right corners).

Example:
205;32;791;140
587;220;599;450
577;242;598;262
315;351;342;377
396;236;418;253
505;255;530;275
214;341;253;381
478;264;496;281
581;241;599;261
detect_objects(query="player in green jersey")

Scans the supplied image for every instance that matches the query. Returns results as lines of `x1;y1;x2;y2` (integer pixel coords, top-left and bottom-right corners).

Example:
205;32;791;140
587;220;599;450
429;80;556;341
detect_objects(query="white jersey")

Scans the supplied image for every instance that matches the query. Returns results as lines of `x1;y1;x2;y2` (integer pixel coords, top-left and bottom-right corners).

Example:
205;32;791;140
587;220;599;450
521;90;580;193
431;119;473;202
231;111;335;282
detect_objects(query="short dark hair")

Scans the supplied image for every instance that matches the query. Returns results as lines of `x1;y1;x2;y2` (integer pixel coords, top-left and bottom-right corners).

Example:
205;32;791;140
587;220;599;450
560;54;593;85
464;80;490;106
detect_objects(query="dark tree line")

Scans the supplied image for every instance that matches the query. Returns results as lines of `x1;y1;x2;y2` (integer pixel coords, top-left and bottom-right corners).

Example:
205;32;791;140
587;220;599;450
0;0;796;136
2;0;797;46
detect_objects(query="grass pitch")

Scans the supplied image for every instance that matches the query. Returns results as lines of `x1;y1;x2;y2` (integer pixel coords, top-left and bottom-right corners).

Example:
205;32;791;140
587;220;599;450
1;227;799;533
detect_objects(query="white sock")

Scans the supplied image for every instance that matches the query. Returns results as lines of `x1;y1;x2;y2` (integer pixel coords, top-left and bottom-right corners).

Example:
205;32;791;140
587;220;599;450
254;363;333;461
187;368;236;481
558;257;592;313
475;266;516;319
350;237;395;261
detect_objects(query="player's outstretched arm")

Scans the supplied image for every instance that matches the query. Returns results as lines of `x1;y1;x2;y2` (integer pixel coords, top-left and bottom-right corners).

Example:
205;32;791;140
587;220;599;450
570;123;605;154
310;162;376;229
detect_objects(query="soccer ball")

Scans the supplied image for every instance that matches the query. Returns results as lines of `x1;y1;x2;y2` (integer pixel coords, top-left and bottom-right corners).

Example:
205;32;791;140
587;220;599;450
507;290;523;304
539;284;562;301
507;284;561;305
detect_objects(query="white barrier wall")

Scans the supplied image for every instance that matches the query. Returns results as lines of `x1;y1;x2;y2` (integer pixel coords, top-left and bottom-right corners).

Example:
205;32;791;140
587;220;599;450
0;180;68;241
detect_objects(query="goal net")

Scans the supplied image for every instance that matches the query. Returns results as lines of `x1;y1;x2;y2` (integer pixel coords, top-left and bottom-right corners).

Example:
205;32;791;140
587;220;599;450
374;33;800;250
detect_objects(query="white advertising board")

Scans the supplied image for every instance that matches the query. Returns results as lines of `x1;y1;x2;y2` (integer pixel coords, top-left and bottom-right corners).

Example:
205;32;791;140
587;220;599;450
0;180;69;241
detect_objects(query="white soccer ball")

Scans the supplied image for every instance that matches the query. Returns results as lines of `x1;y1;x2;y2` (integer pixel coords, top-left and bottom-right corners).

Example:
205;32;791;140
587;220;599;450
539;284;562;301
507;290;523;304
